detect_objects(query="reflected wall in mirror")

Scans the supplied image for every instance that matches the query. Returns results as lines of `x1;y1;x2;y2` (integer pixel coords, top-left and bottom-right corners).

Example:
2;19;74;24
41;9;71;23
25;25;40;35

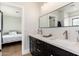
40;10;59;27
39;2;79;28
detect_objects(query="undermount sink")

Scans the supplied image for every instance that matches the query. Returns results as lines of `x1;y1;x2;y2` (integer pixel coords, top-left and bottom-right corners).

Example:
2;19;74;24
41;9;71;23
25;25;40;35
42;34;52;38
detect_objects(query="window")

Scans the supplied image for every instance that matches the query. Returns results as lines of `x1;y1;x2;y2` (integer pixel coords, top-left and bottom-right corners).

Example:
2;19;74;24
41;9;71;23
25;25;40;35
72;17;79;26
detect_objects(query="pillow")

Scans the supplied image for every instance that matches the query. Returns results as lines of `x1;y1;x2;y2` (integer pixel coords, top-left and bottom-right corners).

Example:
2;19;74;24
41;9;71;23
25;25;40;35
9;31;17;35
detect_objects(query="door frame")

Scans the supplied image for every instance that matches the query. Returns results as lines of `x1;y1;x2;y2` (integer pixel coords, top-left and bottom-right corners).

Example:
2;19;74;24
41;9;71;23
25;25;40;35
0;2;24;55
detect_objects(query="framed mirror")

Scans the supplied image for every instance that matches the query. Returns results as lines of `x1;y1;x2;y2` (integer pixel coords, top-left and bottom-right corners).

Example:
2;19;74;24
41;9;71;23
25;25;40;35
39;2;79;28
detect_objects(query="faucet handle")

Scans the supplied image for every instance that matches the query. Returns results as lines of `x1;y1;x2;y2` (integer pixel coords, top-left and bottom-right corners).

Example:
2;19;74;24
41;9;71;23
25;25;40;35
76;30;79;34
63;30;68;35
37;28;43;35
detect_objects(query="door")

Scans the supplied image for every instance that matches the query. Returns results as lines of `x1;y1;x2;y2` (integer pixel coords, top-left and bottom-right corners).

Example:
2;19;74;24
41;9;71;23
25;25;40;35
0;10;3;50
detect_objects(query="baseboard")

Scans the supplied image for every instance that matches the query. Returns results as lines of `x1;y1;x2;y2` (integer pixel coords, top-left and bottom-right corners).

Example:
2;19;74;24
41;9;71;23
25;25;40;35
22;49;30;55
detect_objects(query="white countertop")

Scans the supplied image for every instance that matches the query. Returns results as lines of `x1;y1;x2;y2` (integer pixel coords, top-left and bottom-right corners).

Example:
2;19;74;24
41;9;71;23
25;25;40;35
29;33;79;55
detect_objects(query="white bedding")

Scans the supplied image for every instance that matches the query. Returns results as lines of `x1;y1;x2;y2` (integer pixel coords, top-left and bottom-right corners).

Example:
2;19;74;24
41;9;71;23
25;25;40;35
2;34;22;44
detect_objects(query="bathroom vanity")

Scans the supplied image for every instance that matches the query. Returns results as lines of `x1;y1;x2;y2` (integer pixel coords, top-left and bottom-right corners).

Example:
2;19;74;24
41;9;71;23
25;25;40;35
29;2;79;56
29;34;79;56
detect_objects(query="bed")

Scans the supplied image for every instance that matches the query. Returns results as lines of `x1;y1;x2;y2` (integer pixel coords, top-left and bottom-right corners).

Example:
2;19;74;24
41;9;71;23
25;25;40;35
2;31;22;44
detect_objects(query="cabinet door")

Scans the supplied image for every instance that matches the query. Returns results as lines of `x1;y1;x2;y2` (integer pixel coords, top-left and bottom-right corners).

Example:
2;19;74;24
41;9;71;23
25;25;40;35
29;36;37;55
36;39;51;56
29;36;51;56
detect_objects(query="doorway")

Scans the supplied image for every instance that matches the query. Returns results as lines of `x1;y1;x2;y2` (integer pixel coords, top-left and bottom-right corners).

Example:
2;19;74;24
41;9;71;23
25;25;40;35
0;3;22;56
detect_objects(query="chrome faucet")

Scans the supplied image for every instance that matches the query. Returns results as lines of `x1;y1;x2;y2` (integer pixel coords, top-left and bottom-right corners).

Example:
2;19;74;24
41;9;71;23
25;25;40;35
63;30;68;40
40;29;43;35
37;28;43;35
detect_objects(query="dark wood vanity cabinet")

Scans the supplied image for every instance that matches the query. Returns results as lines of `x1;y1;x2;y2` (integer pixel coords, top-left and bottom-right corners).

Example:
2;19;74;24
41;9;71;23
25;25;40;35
29;36;37;55
29;36;77;56
29;36;51;56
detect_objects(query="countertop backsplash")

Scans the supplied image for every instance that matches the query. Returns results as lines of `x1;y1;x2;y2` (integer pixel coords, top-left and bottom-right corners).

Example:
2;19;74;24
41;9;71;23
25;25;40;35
41;27;79;42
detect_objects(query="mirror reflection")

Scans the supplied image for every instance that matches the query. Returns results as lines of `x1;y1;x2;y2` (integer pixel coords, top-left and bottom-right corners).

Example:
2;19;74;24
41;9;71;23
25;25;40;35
39;2;79;28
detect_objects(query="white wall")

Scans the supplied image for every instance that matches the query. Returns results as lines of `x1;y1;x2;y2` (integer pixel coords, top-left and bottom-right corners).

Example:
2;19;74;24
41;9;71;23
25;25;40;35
0;3;22;34
21;3;41;54
3;15;21;33
0;3;22;17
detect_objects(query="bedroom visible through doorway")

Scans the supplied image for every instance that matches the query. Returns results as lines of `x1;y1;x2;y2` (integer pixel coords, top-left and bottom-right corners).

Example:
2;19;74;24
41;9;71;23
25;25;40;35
0;3;22;56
